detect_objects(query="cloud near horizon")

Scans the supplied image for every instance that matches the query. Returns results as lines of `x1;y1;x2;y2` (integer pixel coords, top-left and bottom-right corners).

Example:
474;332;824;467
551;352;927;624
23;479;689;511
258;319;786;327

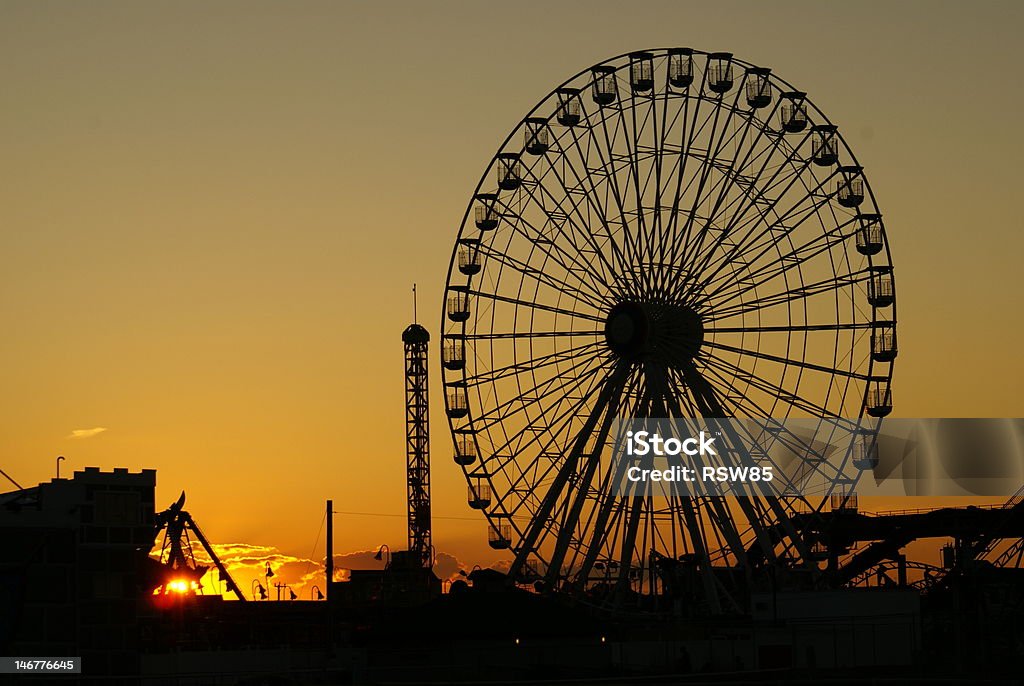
67;427;108;439
168;543;498;599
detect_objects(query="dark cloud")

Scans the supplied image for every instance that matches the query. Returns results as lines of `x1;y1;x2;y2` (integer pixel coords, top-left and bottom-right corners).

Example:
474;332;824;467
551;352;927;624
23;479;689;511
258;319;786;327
433;551;462;580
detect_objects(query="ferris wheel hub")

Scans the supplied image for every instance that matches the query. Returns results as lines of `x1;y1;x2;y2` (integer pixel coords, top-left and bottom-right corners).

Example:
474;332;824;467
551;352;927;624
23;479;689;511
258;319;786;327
604;301;703;366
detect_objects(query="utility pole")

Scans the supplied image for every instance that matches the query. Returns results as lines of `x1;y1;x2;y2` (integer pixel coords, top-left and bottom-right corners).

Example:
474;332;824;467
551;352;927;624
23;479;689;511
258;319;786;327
325;499;333;601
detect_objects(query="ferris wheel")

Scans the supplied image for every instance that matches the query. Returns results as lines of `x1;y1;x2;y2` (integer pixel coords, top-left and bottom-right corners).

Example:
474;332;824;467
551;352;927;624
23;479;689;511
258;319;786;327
440;48;896;613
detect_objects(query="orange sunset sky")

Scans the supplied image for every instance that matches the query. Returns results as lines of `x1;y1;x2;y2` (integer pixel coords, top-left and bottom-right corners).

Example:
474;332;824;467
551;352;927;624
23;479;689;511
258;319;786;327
2;1;1023;598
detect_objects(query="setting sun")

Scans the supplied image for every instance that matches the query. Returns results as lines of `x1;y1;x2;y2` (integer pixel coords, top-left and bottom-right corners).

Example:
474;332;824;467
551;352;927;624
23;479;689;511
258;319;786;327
167;580;190;594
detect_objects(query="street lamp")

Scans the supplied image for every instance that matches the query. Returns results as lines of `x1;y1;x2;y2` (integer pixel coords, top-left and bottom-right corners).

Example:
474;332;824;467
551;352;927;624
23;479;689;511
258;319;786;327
457;564;483;584
251;579;268;601
373;545;391;569
311;585;324;601
264;565;276;602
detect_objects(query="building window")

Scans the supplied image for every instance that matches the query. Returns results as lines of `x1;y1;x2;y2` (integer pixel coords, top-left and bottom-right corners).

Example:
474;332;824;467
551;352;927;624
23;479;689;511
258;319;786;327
94;491;140;525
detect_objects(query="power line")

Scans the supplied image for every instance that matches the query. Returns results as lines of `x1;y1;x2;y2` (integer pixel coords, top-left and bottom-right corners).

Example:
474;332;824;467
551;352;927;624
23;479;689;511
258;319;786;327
333;509;530;522
333;510;481;522
303;511;327;578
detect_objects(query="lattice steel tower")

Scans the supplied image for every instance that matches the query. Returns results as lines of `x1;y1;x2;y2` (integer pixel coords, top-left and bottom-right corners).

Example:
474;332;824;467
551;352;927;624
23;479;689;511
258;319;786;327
402;287;432;569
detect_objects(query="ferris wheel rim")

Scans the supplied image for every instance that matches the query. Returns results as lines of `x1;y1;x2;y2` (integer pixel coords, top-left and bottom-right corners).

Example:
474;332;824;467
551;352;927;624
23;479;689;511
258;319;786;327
439;47;897;596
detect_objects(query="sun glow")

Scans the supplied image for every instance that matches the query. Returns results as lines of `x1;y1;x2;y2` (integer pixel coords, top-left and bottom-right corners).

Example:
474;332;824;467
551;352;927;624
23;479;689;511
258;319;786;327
167;579;190;593
153;578;199;596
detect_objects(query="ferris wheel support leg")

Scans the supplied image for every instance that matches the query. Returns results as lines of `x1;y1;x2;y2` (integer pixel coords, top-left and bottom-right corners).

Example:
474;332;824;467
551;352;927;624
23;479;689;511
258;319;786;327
510;363;630;586
683;360;818;577
541;371;627;591
573;452;640;592
679;362;770;573
572;403;661;600
609;369;676;610
612;486;648;608
657;375;739;614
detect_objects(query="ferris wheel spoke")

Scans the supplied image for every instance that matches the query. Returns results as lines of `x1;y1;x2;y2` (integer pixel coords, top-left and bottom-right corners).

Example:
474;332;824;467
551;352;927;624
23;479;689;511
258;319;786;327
610;490;649;600
659;369;758;569
706;322;875;334
457;329;603;341
557;363;647;577
663;124;774;259
695;354;803;420
620;78;665;294
704;264;864;319
462;340;605;387
671;140;820;301
478;363;615;523
676;160;843;304
708;119;818;232
675;365;800;564
645;70;678;300
468;347;611;429
669;72;752;283
700;338;865;383
696;122;807;237
524;159;624;295
690;184;849;304
696;213;858;308
543;365;644;562
515;155;626;294
665;363;730;414
668;96;780;288
480;353;617;493
469;367;610;464
475;241;610;314
670;362;777;421
657;90;700;294
613;385;666;593
658;78;736;295
701;267;871;321
609;81;655;239
679;363;844;467
549;119;635;283
696;350;860;424
575;371;663;591
542;363;628;586
464;287;604;324
512;362;631;581
674;128;790;272
670;119;734;283
492;197;618;306
587;91;644;275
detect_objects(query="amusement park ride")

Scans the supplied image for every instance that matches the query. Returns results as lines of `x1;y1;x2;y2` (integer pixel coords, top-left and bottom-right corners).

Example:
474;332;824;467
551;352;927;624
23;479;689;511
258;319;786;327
438;47;1024;616
151;491;247;601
